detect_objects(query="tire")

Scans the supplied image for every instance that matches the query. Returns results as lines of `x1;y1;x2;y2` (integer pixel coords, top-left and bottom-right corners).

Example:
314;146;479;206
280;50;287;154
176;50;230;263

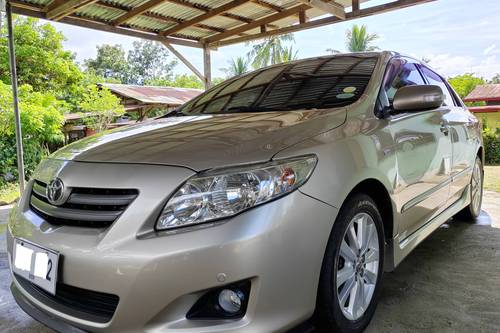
455;156;483;220
315;194;385;333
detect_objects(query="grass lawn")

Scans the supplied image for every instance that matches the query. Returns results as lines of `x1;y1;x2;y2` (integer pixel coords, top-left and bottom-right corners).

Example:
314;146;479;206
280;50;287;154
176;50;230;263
484;166;500;193
0;183;20;205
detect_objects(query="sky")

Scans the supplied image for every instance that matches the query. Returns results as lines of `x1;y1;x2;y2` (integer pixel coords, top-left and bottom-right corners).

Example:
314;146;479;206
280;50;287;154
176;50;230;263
47;0;500;80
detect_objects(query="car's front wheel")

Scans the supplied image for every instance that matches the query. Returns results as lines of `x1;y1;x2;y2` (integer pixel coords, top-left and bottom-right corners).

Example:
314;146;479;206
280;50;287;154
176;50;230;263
315;194;385;333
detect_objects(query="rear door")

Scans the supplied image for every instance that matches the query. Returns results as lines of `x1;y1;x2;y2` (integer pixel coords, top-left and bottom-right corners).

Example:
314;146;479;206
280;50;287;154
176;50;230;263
384;58;452;240
419;66;478;203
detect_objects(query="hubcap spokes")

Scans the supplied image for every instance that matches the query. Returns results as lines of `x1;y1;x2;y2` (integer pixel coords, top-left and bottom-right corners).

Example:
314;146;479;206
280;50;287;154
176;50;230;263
336;213;379;321
471;162;482;214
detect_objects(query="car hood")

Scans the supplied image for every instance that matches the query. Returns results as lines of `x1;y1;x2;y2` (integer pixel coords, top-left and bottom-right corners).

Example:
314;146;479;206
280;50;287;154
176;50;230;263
52;109;346;171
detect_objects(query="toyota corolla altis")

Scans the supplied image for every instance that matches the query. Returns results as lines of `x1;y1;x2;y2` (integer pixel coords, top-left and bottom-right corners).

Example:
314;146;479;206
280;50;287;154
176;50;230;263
7;51;483;333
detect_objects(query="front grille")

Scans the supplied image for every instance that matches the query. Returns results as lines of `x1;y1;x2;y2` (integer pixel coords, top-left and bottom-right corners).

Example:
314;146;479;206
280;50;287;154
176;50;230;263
30;180;138;228
15;273;119;323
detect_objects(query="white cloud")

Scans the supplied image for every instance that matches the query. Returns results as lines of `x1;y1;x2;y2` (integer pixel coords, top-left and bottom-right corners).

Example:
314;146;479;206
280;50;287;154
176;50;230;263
425;53;500;79
484;44;497;56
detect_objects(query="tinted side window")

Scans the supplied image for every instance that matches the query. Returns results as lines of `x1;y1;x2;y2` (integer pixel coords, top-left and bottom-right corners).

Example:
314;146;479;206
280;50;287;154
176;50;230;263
384;60;426;103
420;66;455;106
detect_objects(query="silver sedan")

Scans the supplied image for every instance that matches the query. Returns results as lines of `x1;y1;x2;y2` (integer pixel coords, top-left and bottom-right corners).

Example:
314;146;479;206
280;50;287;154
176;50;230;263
7;51;483;333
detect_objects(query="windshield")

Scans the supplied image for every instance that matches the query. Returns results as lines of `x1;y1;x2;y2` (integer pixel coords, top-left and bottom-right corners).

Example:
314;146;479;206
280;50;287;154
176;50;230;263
179;55;379;115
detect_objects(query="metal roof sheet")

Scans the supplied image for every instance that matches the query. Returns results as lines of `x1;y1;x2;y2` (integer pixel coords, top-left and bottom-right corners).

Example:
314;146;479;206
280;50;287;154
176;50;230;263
464;84;500;102
101;83;203;105
12;0;434;48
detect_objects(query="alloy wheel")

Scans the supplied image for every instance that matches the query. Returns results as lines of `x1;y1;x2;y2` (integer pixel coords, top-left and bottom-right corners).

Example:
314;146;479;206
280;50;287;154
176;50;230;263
471;160;482;216
335;212;380;321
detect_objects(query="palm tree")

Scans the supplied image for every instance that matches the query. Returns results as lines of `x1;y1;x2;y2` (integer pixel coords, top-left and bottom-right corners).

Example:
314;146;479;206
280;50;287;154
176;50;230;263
221;57;250;78
247;34;296;69
326;48;341;55
345;24;379;52
280;46;299;63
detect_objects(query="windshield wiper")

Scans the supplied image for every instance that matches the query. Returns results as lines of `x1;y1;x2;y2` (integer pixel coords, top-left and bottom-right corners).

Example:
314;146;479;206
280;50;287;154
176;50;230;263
161;108;186;118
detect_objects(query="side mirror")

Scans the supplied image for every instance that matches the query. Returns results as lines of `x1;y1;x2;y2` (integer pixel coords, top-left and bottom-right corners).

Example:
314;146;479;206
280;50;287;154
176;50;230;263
392;85;444;113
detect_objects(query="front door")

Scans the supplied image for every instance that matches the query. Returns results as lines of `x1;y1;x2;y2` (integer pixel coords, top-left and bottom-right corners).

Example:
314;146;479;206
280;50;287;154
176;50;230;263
382;58;452;240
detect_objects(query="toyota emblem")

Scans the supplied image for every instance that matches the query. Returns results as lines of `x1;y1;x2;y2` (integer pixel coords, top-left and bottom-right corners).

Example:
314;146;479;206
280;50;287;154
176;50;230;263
46;178;66;205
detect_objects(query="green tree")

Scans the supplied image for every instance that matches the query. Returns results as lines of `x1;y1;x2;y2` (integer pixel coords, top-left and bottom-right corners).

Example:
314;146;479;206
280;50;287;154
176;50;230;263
146;74;204;89
222;57;250;78
448;73;486;99
0;82;64;182
78;85;124;132
490;74;500;84
84;44;129;82
0;16;82;97
127;40;177;84
212;77;226;86
345;24;379;52
280;46;298;63
326;48;341;55
247;34;296;69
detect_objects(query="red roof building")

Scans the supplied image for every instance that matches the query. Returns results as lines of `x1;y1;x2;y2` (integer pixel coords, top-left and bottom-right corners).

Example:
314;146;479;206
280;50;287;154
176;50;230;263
464;84;500;113
63;84;202;142
100;83;202;118
464;84;500;130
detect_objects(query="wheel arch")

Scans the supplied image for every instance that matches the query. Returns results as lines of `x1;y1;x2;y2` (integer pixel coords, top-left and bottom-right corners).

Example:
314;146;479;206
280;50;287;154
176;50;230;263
344;178;394;242
477;146;484;166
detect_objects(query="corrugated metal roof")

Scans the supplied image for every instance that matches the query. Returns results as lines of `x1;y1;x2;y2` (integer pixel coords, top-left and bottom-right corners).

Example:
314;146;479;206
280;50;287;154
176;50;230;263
13;0;431;48
464;84;500;102
468;105;500;113
101;83;202;105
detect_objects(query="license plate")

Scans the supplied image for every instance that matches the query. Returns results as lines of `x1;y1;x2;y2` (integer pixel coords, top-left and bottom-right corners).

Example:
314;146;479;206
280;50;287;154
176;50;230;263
12;238;59;295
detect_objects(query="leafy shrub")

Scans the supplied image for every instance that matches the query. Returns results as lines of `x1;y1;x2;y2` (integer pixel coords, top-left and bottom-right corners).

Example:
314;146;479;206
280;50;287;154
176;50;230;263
78;84;124;132
483;127;500;165
0;82;64;184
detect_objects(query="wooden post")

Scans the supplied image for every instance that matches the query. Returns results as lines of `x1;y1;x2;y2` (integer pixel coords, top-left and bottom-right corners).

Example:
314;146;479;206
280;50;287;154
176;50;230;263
203;45;212;90
352;0;360;13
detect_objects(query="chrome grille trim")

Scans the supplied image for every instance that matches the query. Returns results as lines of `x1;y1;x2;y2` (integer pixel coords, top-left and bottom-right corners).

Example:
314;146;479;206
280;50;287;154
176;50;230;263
30;196;122;222
32;181;47;198
29;180;138;228
67;193;137;206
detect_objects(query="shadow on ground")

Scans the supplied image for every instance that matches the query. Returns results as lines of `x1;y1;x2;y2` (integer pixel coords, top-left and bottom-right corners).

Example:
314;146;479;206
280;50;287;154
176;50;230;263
1;192;499;333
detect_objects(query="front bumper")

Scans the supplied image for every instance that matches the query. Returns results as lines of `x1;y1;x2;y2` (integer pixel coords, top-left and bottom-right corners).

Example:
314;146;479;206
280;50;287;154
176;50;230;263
7;161;338;333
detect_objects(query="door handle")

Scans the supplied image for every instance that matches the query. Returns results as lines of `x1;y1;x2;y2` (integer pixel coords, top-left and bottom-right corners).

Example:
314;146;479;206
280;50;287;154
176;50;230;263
440;123;450;135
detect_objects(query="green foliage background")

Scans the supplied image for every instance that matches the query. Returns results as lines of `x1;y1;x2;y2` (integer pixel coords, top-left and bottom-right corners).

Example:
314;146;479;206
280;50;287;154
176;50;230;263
0;82;64;184
448;73;500;165
0;17;125;185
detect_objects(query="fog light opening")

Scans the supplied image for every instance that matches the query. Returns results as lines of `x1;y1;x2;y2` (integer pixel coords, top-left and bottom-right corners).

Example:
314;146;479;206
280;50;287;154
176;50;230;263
218;289;244;314
186;280;251;320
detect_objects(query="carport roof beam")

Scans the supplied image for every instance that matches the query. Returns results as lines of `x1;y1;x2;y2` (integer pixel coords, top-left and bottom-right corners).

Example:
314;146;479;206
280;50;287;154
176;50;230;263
162;42;205;83
210;0;436;47
297;0;346;19
9;0;435;49
112;0;166;26
202;3;310;44
161;0;249;37
45;0;98;21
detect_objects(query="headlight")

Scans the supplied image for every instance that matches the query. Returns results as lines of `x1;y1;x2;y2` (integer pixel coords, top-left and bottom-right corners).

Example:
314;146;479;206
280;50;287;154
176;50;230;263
156;155;317;231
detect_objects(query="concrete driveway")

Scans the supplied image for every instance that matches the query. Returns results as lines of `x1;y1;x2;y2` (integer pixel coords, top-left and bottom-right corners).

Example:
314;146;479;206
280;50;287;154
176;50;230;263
1;192;499;333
